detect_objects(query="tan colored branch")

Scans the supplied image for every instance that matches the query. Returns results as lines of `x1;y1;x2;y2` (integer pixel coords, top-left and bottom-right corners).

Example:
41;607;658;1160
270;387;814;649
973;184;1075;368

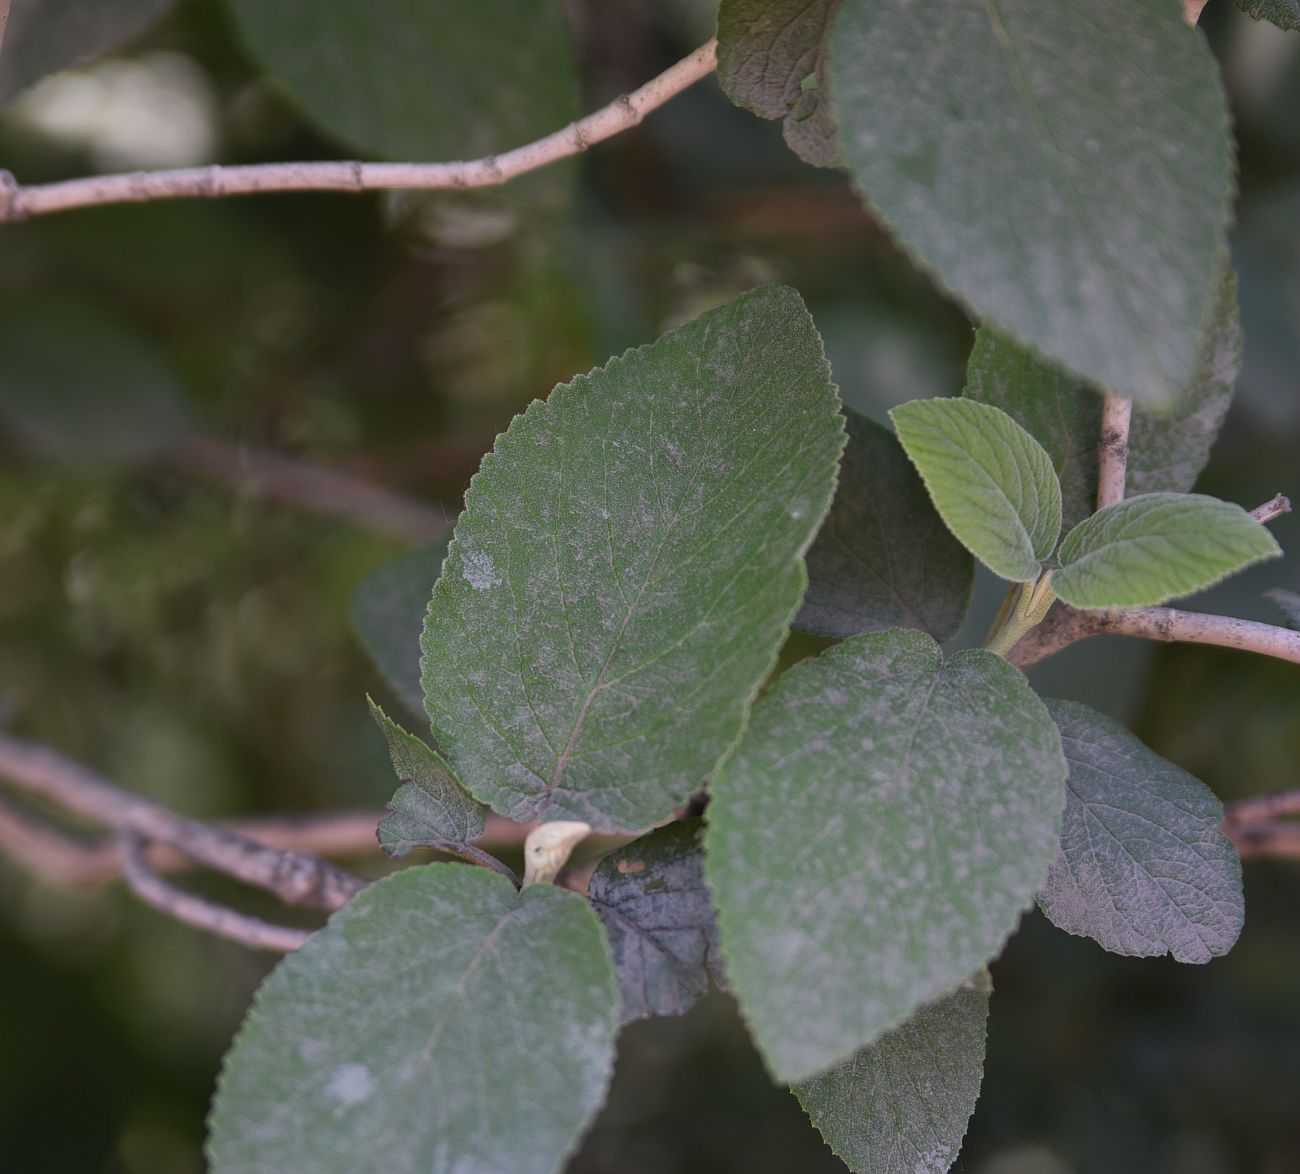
1097;391;1132;510
1224;789;1300;826
170;437;453;542
1226;820;1300;860
0;0;10;59
1250;493;1292;525
0;39;719;223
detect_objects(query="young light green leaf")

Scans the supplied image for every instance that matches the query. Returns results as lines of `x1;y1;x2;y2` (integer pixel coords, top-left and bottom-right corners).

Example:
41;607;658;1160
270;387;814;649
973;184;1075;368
890;398;1062;583
207;865;619;1174
0;298;193;468
706;629;1066;1082
794;979;989;1174
965;275;1242;530
1233;0;1300;31
369;697;486;859
421;285;845;833
830;0;1233;407
716;0;841;168
796;408;973;641
588;820;721;1025
1054;493;1281;611
351;543;448;719
1039;700;1243;964
0;0;178;102
1266;588;1300;631
227;0;578;164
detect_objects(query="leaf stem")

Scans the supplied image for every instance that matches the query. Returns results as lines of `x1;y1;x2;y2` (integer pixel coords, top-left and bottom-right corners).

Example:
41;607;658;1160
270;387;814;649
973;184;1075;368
987;572;1056;657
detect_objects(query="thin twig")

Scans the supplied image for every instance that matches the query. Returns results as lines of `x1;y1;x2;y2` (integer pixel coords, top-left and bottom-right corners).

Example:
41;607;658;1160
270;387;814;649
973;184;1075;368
1226;820;1300;861
0;790;103;885
0;39;719;223
120;831;312;952
0;0;10;60
1250;493;1292;526
1224;790;1300;826
170;437;453;541
1097;391;1133;510
0;732;366;909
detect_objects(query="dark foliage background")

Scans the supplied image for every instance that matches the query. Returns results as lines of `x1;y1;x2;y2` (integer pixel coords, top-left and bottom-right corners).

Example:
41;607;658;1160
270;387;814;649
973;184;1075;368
1;2;1299;1170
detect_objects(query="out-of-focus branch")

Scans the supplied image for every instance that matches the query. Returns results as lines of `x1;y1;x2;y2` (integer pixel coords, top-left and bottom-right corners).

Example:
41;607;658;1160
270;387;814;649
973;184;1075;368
1223;791;1300;860
1097;391;1132;510
0;0;10;59
1182;0;1209;25
170;437;453;541
0;39;718;222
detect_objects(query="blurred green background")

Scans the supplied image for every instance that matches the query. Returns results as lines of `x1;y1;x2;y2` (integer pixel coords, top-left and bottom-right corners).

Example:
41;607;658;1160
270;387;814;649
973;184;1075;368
2;2;1300;1171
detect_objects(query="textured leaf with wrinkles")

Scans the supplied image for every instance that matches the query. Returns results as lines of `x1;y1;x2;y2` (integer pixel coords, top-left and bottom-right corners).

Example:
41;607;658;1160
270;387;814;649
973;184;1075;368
891;398;1062;582
1054;493;1281;610
706;629;1066;1081
369;698;486;860
207;865;619;1174
964;275;1241;530
588;820;721;1025
421;286;845;833
717;0;841;168
830;0;1233;407
1234;0;1300;30
796;408;973;640
1039;700;1243;964
794;979;989;1174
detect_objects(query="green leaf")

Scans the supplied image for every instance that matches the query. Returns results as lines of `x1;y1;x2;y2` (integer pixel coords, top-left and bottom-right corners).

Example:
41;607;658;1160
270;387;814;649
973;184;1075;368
890;398;1062;583
716;0;841;168
369;698;487;860
0;298;193;468
794;979;989;1174
797;409;973;641
829;0;1234;407
965;274;1242;531
1039;701;1243;964
588;820;721;1025
421;285;845;833
1266;588;1300;631
1053;493;1281;610
1233;0;1300;31
207;864;619;1174
226;0;579;165
351;543;448;719
706;629;1066;1081
0;0;179;102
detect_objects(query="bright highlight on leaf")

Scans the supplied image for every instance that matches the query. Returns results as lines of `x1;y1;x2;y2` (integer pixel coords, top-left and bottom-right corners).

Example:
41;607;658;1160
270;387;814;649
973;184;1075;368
706;628;1066;1082
1053;493;1281;610
794;979;990;1174
891;397;1062;583
1039;700;1243;964
420;285;845;833
207;865;620;1174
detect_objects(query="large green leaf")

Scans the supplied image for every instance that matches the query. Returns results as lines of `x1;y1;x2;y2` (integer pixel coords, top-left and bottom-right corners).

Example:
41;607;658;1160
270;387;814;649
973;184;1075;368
0;0;178;102
587;820;721;1025
829;0;1233;407
1053;493;1281;610
794;979;989;1174
1039;701;1243;964
964;275;1242;530
226;0;579;163
706;629;1066;1081
1234;0;1300;30
207;864;619;1174
351;543;448;719
891;398;1061;583
796;408;972;641
369;698;487;860
421;286;845;833
716;0;841;168
0;298;193;468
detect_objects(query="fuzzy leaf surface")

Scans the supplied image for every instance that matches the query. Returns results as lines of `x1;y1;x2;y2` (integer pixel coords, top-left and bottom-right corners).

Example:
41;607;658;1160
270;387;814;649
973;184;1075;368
1054;493;1281;610
830;0;1233;406
588;820;721;1025
207;865;619;1174
794;980;989;1174
421;286;845;832
706;629;1066;1081
1234;0;1300;30
717;0;841;167
964;275;1241;530
1038;700;1243;964
891;398;1061;582
369;698;486;859
797;408;972;640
